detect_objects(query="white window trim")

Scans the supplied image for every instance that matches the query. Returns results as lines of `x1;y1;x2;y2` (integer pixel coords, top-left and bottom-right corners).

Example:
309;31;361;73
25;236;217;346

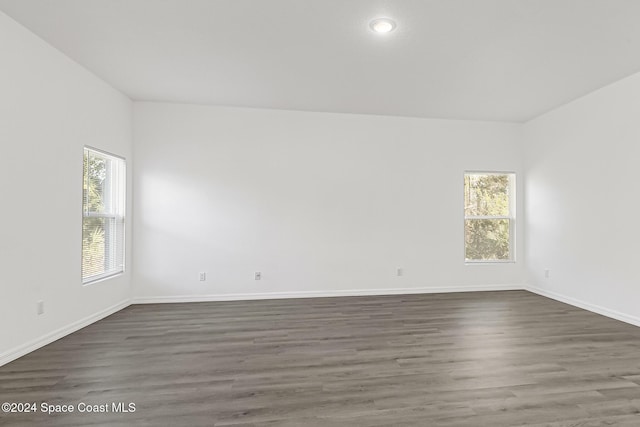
82;146;126;285
464;171;516;264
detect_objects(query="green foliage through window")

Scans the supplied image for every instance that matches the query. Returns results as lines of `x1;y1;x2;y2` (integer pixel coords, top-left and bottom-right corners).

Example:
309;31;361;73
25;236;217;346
464;173;514;261
82;148;125;282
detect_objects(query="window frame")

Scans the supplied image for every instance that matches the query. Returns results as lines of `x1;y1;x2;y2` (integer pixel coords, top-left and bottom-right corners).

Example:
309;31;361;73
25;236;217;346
82;146;126;285
463;171;516;264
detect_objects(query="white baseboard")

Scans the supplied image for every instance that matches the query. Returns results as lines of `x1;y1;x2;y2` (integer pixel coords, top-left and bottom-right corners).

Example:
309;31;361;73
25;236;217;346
0;299;130;367
4;285;637;368
131;284;524;304
526;285;640;328
0;286;527;366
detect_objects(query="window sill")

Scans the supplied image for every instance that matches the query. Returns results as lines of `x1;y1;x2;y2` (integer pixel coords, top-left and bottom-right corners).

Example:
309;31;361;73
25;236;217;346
83;271;124;286
465;260;516;265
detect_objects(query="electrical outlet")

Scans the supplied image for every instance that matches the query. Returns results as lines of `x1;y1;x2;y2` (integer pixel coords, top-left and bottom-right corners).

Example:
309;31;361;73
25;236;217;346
37;300;44;315
396;268;403;277
199;272;206;281
254;272;261;280
544;269;550;279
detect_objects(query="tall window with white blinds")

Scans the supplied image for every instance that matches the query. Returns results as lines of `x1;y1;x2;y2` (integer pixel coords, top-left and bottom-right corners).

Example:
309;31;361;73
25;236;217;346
82;147;126;284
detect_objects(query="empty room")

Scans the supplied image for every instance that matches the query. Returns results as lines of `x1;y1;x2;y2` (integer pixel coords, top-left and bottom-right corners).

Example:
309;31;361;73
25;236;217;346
1;0;640;426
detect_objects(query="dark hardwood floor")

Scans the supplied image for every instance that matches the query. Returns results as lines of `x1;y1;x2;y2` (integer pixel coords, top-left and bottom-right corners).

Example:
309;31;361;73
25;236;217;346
1;290;640;426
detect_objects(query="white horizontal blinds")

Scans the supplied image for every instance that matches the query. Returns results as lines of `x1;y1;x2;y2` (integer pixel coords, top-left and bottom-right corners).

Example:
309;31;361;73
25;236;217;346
82;147;126;283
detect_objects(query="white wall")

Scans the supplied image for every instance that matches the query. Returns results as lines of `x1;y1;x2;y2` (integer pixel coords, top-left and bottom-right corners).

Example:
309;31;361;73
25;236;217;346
3;0;640;369
0;12;133;364
524;72;640;326
133;103;524;301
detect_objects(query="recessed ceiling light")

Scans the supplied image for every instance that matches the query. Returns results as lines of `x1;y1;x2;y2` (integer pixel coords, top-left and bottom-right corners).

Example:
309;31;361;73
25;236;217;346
369;18;396;34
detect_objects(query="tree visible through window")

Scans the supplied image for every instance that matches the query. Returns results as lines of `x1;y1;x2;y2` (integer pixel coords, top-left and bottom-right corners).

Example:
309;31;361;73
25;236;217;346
82;147;125;283
464;173;515;262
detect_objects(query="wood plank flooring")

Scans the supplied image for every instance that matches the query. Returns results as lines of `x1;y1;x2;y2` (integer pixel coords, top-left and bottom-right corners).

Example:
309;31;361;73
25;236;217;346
1;290;640;426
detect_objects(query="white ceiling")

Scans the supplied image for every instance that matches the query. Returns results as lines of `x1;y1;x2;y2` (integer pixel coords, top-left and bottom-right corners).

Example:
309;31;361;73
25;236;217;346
2;0;640;122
